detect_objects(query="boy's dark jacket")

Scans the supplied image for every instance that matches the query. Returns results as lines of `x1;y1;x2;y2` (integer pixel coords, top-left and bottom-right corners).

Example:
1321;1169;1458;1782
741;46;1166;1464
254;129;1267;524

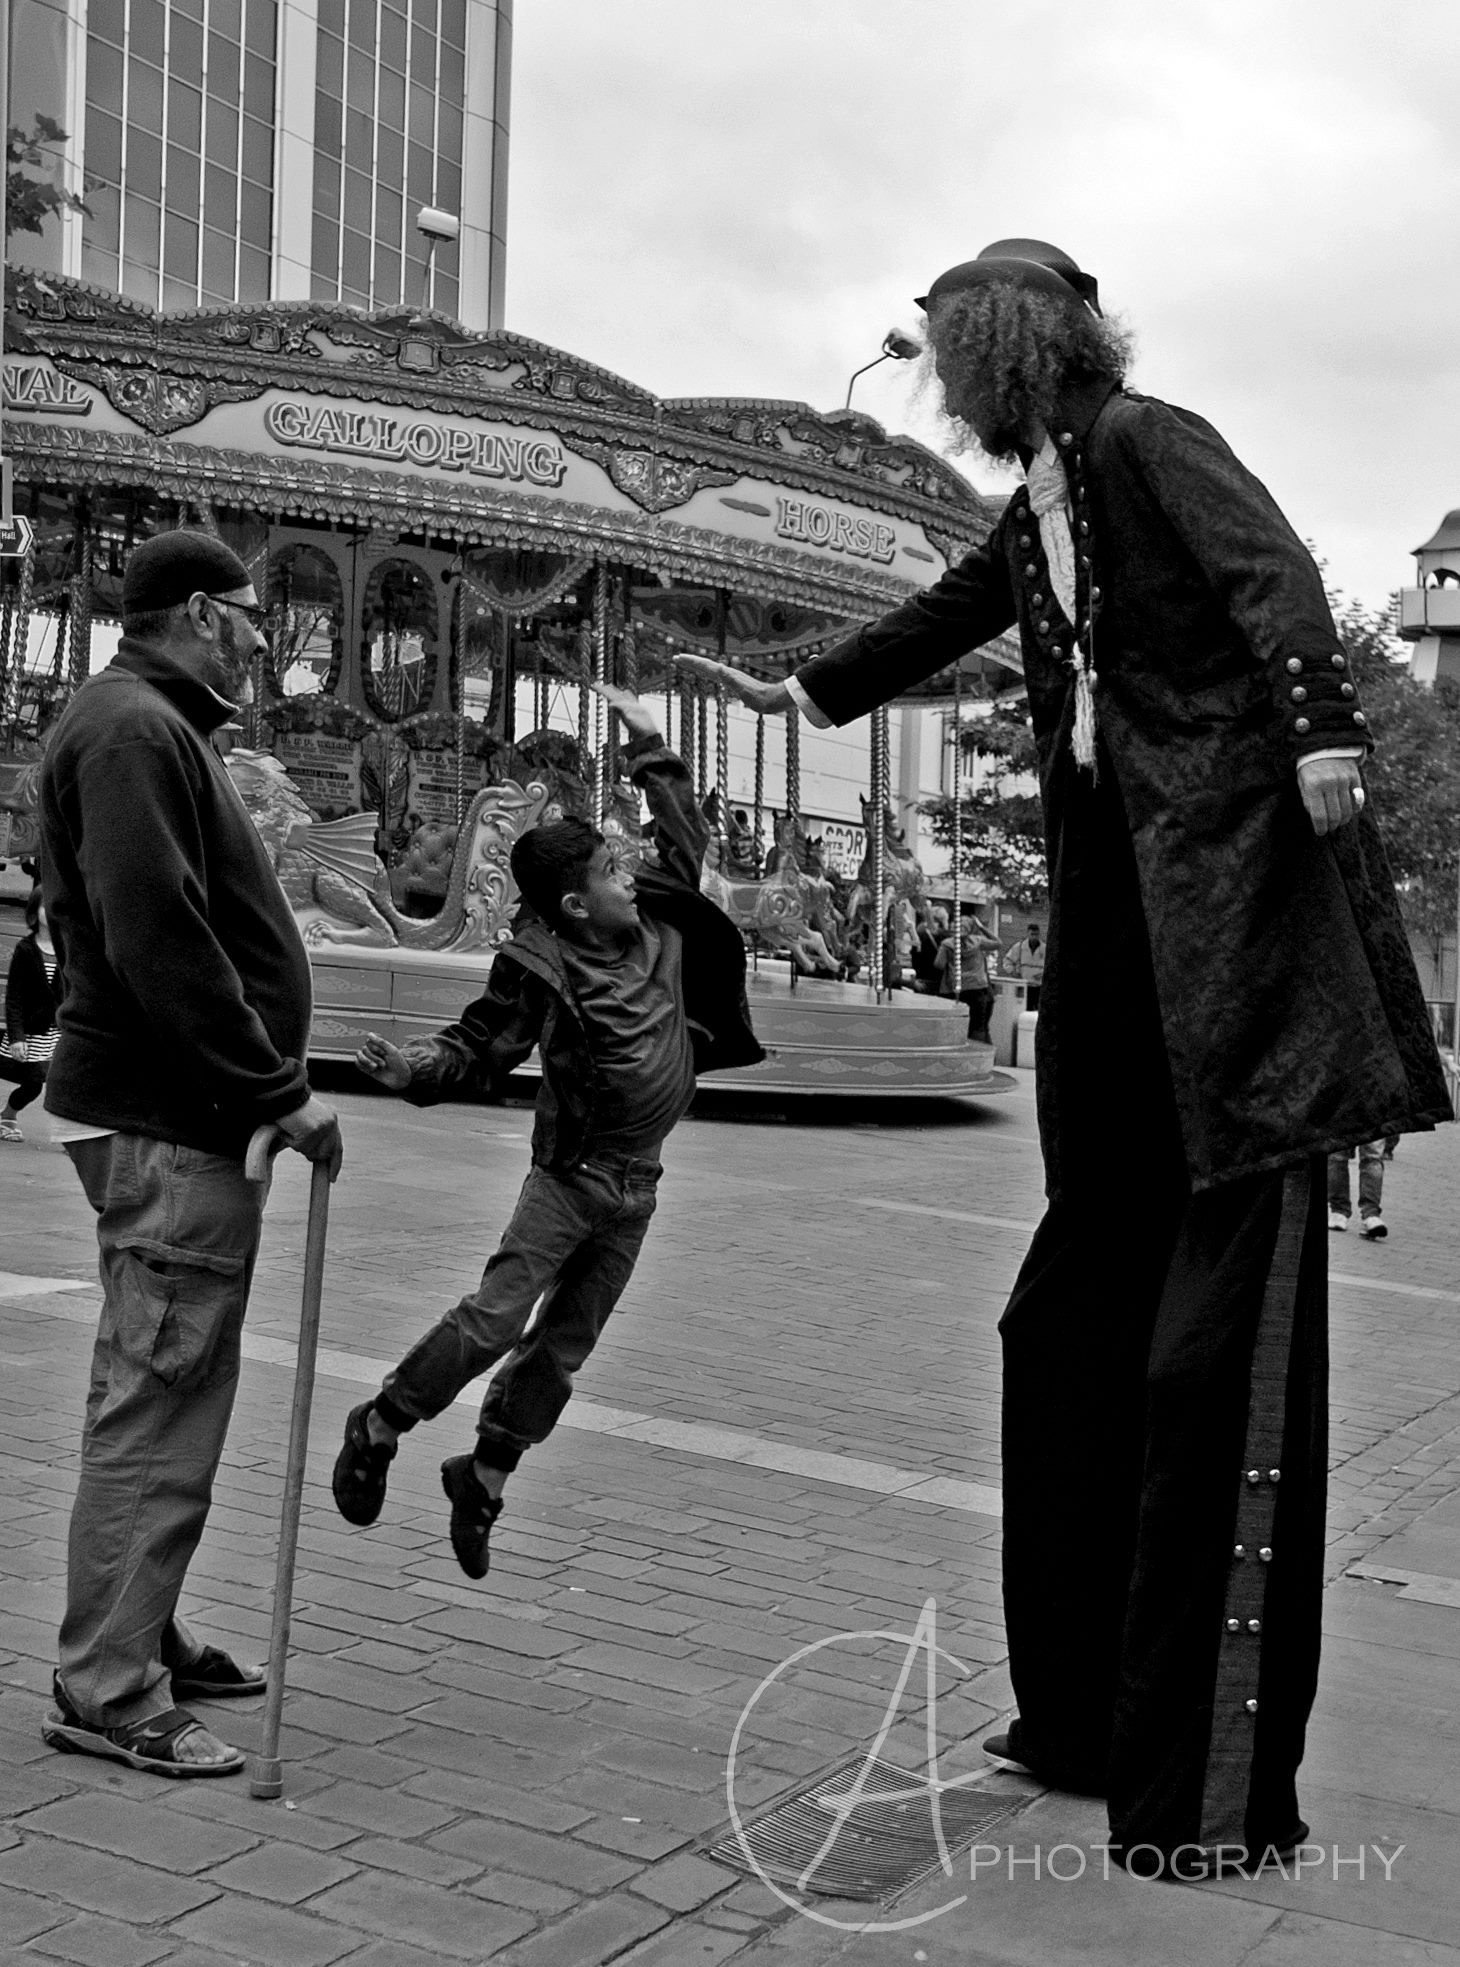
400;732;764;1164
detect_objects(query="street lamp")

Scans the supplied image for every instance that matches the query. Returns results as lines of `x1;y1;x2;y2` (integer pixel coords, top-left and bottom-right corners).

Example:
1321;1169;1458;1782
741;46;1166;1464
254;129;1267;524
844;329;922;410
414;205;460;314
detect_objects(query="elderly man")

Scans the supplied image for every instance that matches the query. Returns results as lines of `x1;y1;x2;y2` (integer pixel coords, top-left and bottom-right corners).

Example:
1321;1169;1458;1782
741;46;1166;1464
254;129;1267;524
680;240;1449;1876
39;531;343;1777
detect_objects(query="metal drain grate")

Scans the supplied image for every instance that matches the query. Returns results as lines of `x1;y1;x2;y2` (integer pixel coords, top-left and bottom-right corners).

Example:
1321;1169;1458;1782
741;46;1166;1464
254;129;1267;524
711;1756;1023;1902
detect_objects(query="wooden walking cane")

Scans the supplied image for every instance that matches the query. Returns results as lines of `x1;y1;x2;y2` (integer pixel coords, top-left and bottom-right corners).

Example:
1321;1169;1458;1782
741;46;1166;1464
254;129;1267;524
244;1123;332;1799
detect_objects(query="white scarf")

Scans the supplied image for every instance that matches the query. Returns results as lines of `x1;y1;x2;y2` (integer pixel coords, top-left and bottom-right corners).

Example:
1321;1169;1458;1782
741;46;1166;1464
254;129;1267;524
1024;433;1097;771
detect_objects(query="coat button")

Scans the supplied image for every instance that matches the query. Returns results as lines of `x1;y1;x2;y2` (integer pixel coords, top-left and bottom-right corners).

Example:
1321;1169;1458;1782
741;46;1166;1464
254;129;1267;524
1340;683;1356;698
1353;711;1367;726
1019;534;1033;548
1247;1618;1262;1633
1233;1544;1246;1558
1332;653;1346;668
1079;520;1090;534
1032;591;1045;605
1259;1546;1273;1562
1058;431;1074;445
1091;586;1101;600
1025;564;1039;578
1290;687;1307;703
1246;1469;1261;1484
1038;619;1051;633
1245;1699;1259;1715
1226;1617;1240;1632
1268;1469;1281;1482
1294;717;1311;734
1286;657;1303;673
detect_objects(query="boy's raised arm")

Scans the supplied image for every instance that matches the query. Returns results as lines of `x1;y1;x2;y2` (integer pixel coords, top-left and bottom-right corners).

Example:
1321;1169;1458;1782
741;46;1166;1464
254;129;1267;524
592;681;710;891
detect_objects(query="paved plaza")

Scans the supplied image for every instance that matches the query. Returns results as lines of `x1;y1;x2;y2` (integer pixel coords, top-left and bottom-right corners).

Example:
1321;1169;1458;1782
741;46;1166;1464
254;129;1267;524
1;1068;1458;1967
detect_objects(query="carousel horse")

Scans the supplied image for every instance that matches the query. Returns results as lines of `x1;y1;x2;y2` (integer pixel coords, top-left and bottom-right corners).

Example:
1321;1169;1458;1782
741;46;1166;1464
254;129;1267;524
846;794;927;944
699;794;844;975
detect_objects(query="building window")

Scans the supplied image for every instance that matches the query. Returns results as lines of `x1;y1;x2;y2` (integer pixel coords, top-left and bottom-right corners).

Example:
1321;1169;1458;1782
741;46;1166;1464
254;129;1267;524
82;0;278;308
311;0;466;313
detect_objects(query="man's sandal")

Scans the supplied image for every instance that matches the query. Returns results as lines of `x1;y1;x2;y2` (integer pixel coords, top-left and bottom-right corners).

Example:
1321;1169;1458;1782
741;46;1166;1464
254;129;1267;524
169;1644;265;1701
43;1681;243;1777
332;1399;396;1526
441;1455;504;1579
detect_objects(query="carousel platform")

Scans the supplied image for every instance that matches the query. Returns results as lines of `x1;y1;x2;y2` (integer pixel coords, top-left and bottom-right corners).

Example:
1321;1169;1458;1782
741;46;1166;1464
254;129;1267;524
304;944;1013;1101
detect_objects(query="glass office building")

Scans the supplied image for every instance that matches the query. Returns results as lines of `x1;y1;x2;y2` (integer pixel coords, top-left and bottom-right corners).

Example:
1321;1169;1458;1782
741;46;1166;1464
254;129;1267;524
9;0;510;325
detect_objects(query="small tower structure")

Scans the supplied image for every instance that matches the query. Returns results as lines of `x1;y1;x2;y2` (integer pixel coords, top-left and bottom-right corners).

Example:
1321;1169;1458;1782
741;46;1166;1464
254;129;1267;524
1399;510;1460;682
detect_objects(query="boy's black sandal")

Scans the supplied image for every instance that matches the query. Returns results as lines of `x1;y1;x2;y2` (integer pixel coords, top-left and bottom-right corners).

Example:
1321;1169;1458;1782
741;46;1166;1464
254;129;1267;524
42;1677;243;1777
332;1399;396;1526
441;1455;504;1579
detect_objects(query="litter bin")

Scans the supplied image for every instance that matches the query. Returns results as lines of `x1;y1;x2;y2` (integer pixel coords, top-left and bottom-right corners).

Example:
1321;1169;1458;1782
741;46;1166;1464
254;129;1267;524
1013;1008;1039;1068
989;977;1026;1065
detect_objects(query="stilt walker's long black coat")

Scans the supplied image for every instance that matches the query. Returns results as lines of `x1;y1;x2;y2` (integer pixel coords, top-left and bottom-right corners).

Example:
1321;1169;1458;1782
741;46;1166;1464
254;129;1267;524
795;379;1450;1192
791;380;1450;1870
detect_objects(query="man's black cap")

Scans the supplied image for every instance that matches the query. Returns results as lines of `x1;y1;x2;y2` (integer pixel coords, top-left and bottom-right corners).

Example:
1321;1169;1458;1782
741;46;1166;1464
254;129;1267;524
122;530;253;617
916;239;1101;316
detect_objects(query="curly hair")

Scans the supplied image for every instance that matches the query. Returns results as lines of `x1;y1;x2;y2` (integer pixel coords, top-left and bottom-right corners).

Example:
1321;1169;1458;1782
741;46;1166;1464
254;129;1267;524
510;816;603;925
924;284;1134;461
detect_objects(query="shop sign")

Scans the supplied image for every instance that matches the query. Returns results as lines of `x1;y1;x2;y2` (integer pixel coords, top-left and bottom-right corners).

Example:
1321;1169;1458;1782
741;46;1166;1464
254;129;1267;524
2;363;91;414
814;818;867;878
273;731;362;817
774;495;896;565
264;400;567;487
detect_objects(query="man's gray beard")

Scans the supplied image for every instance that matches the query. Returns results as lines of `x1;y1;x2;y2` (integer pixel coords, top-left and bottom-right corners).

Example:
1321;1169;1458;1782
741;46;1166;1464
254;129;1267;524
214;618;255;705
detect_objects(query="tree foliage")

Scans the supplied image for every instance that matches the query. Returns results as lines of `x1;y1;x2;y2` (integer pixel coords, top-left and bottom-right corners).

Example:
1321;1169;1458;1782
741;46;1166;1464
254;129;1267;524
920;699;1048;908
6;118;89;238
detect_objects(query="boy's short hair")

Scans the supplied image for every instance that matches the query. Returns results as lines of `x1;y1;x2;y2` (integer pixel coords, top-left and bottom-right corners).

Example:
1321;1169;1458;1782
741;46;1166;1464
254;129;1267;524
510;817;603;925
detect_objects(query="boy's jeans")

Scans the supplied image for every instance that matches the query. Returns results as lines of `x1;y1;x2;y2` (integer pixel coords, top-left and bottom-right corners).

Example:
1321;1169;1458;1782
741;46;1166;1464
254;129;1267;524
1326;1140;1384;1220
59;1133;263;1726
380;1155;661;1468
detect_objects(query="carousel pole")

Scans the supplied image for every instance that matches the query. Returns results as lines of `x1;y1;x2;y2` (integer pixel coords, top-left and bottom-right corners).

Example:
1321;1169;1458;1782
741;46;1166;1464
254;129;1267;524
951;669;963;997
576;616;591;778
679;676;696;787
870;706;888;1000
67;522;92;695
4;534;35;743
752;712;765;874
696;691;709;804
712;587;730;853
591;561;608;826
784;701;800;822
451;572;466;826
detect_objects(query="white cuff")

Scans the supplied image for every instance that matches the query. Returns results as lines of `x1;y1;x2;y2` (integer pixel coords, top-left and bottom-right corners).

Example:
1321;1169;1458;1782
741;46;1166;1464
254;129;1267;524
1297;747;1365;769
785;673;835;729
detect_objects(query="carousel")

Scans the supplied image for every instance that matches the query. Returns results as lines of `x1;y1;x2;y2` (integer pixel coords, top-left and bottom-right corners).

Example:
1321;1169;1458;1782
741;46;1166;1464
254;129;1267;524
0;268;1020;1096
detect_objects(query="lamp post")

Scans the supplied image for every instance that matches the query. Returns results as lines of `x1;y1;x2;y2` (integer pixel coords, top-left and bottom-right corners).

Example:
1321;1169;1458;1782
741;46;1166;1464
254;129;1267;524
414;205;460;315
844;329;921;410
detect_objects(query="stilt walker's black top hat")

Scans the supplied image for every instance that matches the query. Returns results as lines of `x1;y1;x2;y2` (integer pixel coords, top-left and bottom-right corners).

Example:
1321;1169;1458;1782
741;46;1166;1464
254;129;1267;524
916;239;1101;316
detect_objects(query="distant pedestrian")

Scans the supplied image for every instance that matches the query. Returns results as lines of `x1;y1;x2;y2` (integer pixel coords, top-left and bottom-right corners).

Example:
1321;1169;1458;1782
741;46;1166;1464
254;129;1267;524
936;911;1000;1040
38;530;343;1780
0;887;62;1141
1328;1141;1387;1239
1003;921;1046;1011
333;684;761;1578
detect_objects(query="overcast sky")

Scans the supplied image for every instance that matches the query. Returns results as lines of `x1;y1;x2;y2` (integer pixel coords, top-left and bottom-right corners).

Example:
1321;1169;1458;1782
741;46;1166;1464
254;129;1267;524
505;0;1460;613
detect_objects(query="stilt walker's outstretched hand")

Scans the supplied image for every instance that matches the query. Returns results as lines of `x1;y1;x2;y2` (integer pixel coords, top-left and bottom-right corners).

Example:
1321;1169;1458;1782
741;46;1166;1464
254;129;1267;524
672;655;793;716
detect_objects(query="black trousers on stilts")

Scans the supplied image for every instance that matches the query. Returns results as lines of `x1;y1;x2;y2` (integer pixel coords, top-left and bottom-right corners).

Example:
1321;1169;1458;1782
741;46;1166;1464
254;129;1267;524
1001;753;1329;1870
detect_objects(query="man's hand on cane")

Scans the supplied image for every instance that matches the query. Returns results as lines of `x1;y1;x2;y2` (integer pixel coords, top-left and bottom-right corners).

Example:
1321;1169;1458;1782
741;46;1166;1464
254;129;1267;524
275;1095;344;1182
672;655;793;716
1296;756;1365;838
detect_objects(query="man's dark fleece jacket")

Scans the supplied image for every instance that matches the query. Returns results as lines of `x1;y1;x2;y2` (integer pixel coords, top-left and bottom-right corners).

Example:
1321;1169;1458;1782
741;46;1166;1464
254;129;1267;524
39;637;313;1157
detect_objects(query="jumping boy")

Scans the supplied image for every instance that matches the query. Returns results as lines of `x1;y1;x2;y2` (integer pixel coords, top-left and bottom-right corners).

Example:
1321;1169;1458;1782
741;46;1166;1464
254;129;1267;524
333;683;762;1575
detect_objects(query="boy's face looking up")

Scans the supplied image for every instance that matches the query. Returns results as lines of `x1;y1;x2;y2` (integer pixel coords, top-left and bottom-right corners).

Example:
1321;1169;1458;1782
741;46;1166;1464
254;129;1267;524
559;843;639;944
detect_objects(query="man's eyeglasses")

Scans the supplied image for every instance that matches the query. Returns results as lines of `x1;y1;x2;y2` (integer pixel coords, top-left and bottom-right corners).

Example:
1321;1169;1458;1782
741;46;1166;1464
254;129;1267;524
203;595;269;630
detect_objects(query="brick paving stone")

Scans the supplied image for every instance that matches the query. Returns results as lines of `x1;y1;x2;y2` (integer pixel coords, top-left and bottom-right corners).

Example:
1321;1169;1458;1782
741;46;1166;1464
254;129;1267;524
465;1870;577;1917
428;1819;643;1894
401;1766;593;1831
630;1852;741;1912
1;1763;83;1815
155;1786;363;1851
341;1835;483;1887
205;1841;360;1905
616;1925;751;1967
572;1817;689;1861
296;1779;458;1840
0;1841;218;1924
309;1745;429;1788
304;1871;534;1960
25;1912;172;1967
19;1793;259;1875
170;1892;366;1967
0;1879;71;1943
491;1892;669;1967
